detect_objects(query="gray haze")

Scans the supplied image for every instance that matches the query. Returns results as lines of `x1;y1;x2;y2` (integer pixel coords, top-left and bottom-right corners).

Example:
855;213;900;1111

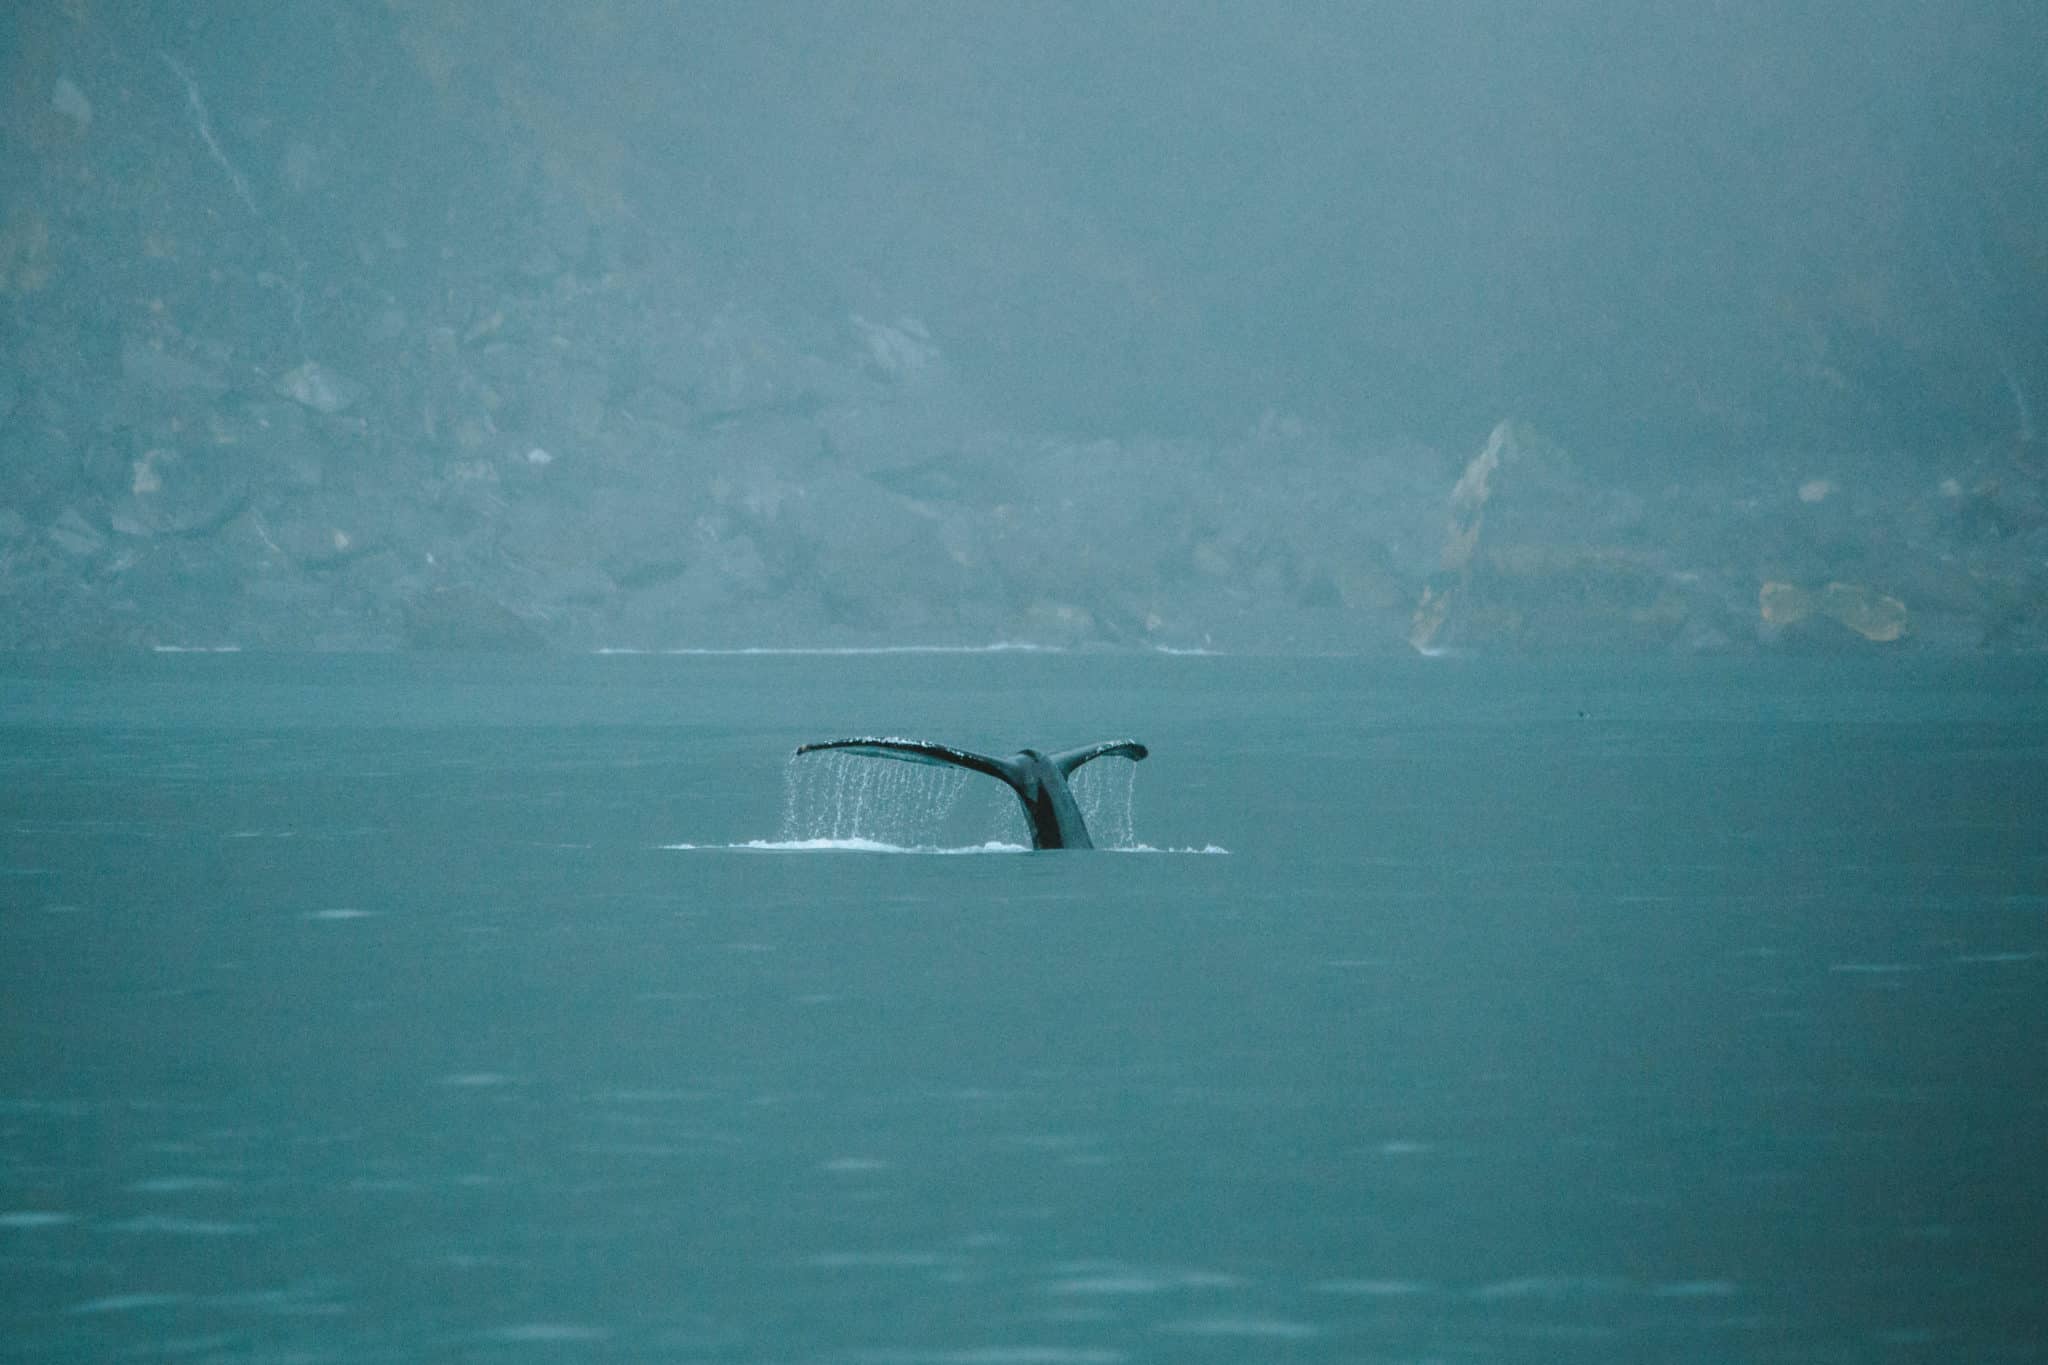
2;2;2044;650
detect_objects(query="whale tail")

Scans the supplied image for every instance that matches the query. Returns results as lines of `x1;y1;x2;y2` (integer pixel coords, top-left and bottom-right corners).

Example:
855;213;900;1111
791;737;1147;849
1047;739;1149;776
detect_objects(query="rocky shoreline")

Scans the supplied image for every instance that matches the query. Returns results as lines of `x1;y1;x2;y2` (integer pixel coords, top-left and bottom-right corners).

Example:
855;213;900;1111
4;8;2042;657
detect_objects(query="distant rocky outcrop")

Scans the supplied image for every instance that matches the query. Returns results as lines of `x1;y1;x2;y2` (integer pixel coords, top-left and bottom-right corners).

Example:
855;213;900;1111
0;7;2042;656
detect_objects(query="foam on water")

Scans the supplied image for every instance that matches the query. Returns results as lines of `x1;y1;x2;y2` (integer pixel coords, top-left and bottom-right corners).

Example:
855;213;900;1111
662;839;1225;855
781;749;978;846
664;838;1027;854
596;642;1060;656
848;1352;1125;1365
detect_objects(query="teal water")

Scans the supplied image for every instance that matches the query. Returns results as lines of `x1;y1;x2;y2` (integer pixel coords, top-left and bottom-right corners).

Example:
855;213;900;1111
2;653;2044;1362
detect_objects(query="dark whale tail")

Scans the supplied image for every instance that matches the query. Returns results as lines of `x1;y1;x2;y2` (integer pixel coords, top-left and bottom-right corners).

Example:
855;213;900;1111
792;737;1148;849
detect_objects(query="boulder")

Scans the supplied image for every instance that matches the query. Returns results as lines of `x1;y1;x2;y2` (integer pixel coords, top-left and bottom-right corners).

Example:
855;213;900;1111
1409;421;1695;653
275;361;365;415
45;508;107;559
109;446;250;539
1758;580;1910;646
120;335;227;395
260;495;377;570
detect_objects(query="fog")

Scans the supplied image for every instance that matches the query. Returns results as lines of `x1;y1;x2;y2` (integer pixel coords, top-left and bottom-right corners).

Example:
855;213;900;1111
6;13;2048;1355
3;2;2043;651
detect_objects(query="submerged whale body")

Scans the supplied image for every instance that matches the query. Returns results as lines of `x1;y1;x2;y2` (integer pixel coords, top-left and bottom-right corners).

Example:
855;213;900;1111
792;737;1148;849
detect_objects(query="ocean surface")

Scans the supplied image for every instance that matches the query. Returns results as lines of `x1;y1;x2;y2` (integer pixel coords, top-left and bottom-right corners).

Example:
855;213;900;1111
2;651;2043;1363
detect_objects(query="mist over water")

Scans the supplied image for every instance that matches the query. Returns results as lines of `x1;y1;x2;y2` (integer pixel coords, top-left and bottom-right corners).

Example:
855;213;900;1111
5;1;2048;1358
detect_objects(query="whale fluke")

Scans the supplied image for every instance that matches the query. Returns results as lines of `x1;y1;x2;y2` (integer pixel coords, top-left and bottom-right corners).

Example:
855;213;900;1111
793;737;1148;849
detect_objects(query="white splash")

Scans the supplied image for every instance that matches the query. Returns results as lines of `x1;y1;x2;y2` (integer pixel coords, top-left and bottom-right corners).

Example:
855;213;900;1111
1069;756;1137;849
596;642;1061;656
780;751;976;846
663;839;1221;856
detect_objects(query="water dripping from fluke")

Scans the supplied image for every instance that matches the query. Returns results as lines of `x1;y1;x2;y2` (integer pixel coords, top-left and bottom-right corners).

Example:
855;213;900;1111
659;739;1225;852
785;738;1145;850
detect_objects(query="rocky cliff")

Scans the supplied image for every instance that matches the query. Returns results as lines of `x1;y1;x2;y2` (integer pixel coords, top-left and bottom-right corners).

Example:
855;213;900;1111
3;4;2042;653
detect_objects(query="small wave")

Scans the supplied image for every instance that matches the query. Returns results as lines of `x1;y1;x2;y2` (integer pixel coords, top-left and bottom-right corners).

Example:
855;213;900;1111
0;1210;77;1229
484;1324;612;1344
1314;1278;1436;1297
125;1177;233;1194
849;1352;1125;1365
663;839;1226;855
597;642;1061;656
108;1216;257;1237
667;838;1028;855
1159;1316;1323;1340
150;644;242;653
68;1293;190;1315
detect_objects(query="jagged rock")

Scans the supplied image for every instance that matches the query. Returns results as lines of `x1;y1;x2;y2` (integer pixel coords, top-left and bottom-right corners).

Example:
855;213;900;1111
109;447;250;538
773;471;971;622
50;77;92;131
852;315;941;385
235;400;328;489
530;563;614;608
1410;421;1689;652
1759;580;1909;645
260;496;375;569
46;508;107;559
275;361;364;415
1020;600;1104;646
634;304;846;425
121;335;227;394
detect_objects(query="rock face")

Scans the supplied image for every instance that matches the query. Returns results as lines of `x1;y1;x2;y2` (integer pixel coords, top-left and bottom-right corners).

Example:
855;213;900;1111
401;587;547;653
1411;423;1706;654
0;7;2042;655
1760;581;1911;645
275;362;364;416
